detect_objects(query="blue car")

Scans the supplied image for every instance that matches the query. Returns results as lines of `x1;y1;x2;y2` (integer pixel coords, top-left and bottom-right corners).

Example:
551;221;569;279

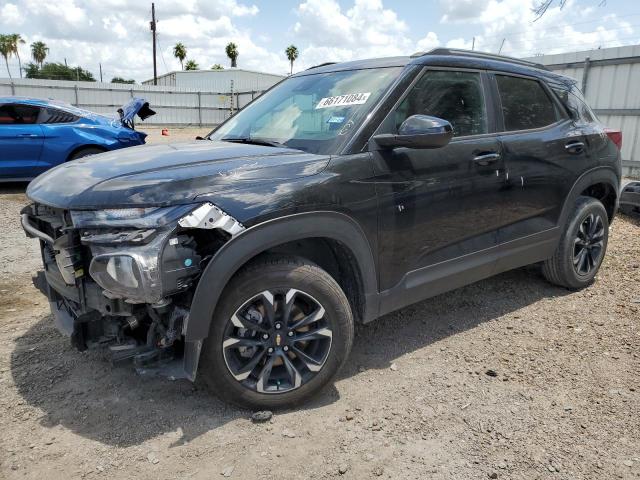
0;97;155;181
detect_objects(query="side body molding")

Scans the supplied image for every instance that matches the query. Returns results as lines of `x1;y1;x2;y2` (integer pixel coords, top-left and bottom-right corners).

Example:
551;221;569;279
182;211;379;380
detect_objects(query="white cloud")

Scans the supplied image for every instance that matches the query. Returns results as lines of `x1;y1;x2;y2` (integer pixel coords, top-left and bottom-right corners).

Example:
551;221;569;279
0;0;275;82
440;0;490;23
1;3;24;26
0;0;635;84
292;0;413;68
440;0;636;57
416;32;440;52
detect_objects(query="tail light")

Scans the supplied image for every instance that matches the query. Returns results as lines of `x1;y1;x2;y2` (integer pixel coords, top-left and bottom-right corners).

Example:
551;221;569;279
604;128;622;150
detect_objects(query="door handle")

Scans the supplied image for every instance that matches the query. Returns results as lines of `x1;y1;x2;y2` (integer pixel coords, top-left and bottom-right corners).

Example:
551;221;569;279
565;141;585;154
473;152;501;166
16;133;40;138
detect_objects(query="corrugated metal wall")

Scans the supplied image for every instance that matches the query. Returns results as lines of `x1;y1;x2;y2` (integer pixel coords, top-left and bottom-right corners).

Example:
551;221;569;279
0;77;269;126
525;45;640;172
142;69;285;92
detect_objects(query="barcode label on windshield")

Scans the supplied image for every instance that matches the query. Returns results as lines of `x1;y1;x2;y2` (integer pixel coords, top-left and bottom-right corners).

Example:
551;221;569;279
315;92;371;109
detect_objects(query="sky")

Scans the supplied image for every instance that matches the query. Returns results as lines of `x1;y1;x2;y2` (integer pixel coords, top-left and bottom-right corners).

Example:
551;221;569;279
1;0;639;82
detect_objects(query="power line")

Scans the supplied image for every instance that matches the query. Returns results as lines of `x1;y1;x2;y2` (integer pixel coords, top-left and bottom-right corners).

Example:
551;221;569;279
155;33;170;74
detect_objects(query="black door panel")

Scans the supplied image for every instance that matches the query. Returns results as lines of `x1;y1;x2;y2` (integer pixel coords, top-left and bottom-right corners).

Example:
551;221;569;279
497;122;601;245
370;68;507;291
372;136;505;291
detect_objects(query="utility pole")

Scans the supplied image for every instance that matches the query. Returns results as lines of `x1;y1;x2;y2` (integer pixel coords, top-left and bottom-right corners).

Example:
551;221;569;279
150;3;157;85
99;63;103;82
472;37;475;51
498;38;506;55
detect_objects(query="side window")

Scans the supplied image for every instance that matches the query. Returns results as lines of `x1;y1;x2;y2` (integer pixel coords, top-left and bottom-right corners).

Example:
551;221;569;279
38;107;80;124
496;75;558;131
551;85;597;125
0;104;40;125
395;70;488;137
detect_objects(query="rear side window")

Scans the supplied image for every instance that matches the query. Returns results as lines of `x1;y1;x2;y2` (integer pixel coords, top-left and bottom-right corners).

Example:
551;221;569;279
496;75;558;131
38;107;80;124
0;104;40;125
552;85;597;125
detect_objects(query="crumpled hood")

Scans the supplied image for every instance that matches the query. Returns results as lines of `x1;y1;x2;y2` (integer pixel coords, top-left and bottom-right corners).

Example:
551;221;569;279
119;97;156;123
27;141;330;209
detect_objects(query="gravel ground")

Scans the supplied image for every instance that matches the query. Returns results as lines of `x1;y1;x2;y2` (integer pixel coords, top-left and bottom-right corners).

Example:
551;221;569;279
0;136;638;479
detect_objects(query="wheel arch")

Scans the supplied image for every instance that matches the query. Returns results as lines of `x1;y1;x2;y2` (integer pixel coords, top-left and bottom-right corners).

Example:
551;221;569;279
559;167;620;226
65;144;108;161
182;211;379;380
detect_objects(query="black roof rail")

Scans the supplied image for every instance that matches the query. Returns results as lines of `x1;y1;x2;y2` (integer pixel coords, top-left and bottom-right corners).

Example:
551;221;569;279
306;62;337;70
411;48;549;71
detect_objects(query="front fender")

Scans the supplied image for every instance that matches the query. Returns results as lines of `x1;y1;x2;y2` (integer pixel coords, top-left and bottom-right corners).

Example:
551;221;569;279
181;211;379;380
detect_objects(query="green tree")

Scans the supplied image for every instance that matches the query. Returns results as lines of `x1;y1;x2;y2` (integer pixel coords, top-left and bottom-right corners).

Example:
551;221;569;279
184;59;199;70
173;42;187;70
211;63;224;70
285;44;299;75
24;62;95;81
30;41;49;68
225;42;238;68
8;34;25;77
111;76;135;84
0;35;13;79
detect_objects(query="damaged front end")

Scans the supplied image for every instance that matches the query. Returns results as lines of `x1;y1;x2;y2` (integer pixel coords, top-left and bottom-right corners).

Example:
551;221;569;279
21;202;244;379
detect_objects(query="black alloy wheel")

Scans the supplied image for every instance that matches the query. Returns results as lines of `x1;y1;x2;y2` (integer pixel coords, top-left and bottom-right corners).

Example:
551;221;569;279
222;288;333;394
542;196;609;289
573;212;605;276
200;255;354;409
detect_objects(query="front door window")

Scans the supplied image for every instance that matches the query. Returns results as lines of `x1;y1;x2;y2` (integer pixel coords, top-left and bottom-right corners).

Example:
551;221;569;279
394;70;488;137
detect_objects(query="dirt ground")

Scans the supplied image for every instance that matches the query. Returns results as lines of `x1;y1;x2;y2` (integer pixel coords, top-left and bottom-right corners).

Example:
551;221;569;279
0;132;639;479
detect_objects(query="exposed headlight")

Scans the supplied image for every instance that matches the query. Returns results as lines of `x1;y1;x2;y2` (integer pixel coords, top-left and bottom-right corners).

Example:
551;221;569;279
71;204;195;229
91;255;141;294
88;231;167;303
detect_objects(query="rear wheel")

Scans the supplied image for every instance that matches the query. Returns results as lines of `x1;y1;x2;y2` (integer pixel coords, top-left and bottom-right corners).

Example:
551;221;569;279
542;196;609;289
68;147;105;160
199;255;354;409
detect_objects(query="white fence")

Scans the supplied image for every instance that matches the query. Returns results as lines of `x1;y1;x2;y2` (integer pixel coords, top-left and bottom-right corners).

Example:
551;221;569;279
0;78;265;126
526;44;640;176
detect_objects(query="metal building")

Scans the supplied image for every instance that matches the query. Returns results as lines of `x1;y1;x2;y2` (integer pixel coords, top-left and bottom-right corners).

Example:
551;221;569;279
142;68;285;93
525;45;640;176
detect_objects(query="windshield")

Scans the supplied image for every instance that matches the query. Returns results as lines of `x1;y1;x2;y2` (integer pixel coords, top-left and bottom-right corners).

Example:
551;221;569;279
208;67;403;155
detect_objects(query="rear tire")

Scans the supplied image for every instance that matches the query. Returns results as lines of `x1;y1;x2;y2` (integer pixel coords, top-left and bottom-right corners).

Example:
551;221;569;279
199;255;354;409
68;147;105;160
542;196;609;289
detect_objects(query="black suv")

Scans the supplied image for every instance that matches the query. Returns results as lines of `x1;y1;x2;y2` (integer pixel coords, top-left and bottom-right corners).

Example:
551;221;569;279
22;49;621;408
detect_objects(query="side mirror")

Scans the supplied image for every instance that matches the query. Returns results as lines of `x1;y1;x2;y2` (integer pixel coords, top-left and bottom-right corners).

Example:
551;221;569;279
372;115;453;150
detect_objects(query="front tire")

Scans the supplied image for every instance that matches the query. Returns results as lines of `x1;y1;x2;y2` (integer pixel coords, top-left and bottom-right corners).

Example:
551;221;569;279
542;196;609;289
199;255;354;409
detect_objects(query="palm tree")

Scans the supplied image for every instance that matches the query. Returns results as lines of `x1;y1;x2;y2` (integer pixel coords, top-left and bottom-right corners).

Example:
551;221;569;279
225;42;238;68
184;59;199;70
211;63;223;70
8;34;25;78
30;41;49;68
285;45;299;75
173;42;187;70
0;35;13;79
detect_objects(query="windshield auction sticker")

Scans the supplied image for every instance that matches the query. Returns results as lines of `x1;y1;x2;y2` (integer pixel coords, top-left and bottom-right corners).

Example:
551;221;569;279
315;92;371;109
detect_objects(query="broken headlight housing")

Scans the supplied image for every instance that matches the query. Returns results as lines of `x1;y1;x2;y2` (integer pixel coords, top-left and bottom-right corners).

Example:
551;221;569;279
75;203;242;304
71;204;195;229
